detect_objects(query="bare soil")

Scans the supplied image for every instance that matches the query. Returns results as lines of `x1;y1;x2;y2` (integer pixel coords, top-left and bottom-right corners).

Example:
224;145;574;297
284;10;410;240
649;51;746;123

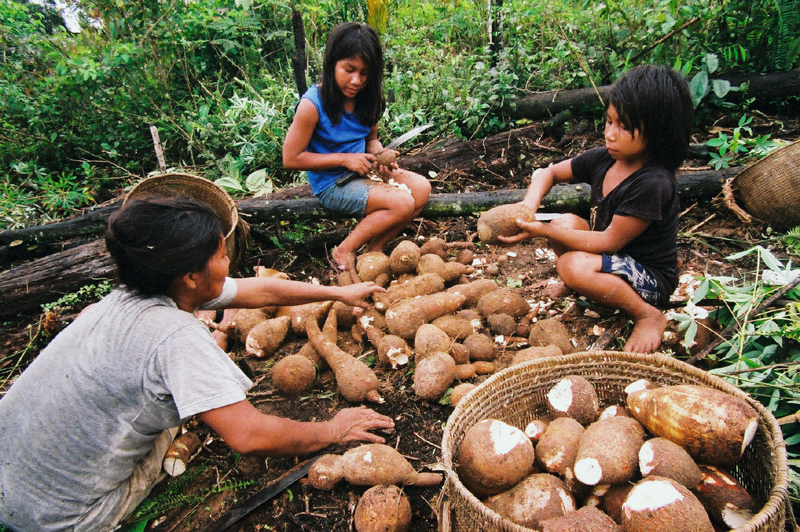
2;110;799;532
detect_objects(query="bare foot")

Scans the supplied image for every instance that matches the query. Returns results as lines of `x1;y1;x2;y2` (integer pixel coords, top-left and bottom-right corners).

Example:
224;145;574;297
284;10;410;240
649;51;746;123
331;247;350;271
543;281;572;299
624;308;668;353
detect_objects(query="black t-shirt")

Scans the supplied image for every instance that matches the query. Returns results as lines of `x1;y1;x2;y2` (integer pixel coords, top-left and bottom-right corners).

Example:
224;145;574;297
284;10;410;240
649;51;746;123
571;147;680;304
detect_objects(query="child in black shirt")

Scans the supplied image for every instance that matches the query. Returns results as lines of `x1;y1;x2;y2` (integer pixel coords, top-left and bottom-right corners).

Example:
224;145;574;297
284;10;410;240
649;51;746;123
500;65;693;353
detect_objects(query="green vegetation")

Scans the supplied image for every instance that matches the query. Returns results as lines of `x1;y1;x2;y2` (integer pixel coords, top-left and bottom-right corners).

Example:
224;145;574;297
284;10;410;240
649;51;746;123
2;0;799;228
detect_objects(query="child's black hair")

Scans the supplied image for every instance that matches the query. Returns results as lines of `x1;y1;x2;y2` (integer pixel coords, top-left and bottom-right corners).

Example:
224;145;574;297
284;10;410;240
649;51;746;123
105;195;224;296
320;22;385;127
608;65;694;172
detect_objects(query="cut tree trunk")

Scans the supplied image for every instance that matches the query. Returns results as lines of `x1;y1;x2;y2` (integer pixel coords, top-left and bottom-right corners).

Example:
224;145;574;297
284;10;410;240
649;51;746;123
508;70;800;120
0;168;736;318
0;239;115;317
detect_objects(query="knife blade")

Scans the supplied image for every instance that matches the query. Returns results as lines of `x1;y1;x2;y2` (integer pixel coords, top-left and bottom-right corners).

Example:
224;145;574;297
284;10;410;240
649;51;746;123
197;456;319;532
335;123;433;186
534;213;564;221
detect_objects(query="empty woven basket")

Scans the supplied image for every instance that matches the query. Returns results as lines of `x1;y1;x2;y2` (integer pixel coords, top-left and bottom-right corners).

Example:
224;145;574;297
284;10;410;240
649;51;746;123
725;139;800;229
440;351;792;532
124;173;249;270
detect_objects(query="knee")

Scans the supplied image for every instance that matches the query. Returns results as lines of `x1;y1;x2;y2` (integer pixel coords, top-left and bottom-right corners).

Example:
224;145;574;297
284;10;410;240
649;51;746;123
556;251;595;283
390;192;417;218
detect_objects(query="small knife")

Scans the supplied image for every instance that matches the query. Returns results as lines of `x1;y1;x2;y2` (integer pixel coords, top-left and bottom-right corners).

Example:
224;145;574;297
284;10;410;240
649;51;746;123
335;123;433;186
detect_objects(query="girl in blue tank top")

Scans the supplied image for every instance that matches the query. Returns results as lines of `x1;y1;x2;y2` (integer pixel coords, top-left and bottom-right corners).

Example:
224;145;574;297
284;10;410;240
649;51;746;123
283;22;431;270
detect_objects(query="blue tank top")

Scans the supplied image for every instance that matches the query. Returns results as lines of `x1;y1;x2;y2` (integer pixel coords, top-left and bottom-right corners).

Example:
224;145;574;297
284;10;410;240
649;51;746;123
301;85;373;194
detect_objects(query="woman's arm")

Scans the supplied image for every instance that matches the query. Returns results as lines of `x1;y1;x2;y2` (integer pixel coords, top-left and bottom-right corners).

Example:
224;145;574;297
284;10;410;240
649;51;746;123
283;99;376;175
229;277;385;309
520;159;575;211
200;401;394;456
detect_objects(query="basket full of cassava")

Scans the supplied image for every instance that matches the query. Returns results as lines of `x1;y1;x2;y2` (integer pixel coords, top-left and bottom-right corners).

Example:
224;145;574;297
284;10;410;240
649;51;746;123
440;351;792;532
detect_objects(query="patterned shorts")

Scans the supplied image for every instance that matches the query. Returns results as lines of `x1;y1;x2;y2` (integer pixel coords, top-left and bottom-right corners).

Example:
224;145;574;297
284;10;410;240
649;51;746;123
600;253;661;305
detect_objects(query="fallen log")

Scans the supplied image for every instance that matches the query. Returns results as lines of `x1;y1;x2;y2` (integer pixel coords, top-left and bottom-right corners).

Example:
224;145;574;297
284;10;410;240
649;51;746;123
0;168;736;318
0;239;115;317
508;70;800;120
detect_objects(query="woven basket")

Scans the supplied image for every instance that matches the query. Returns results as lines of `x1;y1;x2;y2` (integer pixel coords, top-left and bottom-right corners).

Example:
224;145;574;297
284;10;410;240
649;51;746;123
440;351;792;532
123;173;249;270
725;139;800;229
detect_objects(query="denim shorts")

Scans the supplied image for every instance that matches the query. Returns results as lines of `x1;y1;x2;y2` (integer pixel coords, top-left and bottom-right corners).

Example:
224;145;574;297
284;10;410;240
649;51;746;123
601;253;661;305
316;177;375;218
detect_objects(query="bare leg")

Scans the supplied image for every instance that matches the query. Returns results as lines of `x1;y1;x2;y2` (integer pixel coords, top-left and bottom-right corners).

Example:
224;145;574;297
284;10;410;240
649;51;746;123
332;170;430;265
542;214;591;299
557;251;667;353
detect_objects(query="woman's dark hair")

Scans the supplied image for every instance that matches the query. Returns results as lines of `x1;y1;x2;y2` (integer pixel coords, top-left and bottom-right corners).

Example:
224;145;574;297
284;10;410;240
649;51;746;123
320;22;384;127
607;64;694;172
105;195;224;296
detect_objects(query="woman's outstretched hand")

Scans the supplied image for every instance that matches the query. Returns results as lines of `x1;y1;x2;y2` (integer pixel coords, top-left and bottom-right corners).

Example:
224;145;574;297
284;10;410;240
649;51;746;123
337;282;386;309
328;406;395;444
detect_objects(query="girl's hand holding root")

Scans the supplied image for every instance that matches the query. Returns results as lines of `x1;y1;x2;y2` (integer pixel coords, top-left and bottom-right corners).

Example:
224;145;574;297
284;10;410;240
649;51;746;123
337;281;387;309
343;152;377;175
374;149;399;179
497;219;546;244
327;406;395;445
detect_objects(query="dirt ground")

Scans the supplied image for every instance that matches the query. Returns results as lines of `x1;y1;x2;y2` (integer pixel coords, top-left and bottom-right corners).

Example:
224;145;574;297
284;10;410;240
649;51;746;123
2;110;799;532
131;199;782;532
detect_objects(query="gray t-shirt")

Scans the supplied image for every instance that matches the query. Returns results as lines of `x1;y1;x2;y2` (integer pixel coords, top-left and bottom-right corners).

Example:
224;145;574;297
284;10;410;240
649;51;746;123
0;278;251;532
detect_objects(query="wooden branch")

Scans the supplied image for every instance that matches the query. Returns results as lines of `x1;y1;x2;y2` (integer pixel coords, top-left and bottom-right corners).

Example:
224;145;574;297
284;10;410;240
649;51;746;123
150;125;166;173
508;70;800;120
629;18;701;63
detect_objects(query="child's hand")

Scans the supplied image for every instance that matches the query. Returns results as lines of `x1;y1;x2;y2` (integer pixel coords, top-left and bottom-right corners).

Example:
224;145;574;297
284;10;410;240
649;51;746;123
497;219;546;243
342;153;377;175
337;282;387;309
374;149;399;179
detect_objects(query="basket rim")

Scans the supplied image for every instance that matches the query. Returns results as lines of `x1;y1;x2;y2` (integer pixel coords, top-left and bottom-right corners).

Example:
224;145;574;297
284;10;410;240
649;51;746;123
733;138;800;182
441;350;790;532
124;172;238;240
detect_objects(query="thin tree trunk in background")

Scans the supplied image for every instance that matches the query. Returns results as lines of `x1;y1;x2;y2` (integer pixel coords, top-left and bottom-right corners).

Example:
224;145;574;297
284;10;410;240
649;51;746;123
291;4;307;99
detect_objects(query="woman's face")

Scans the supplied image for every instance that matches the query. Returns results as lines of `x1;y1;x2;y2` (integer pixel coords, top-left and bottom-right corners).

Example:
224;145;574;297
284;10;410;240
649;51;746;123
333;55;369;99
195;237;230;301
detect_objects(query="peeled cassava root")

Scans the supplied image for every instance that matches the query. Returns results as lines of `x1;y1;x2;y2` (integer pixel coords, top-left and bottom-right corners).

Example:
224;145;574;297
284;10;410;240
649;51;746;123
163;431;202;477
308;444;442;490
305;310;383;403
627;384;759;464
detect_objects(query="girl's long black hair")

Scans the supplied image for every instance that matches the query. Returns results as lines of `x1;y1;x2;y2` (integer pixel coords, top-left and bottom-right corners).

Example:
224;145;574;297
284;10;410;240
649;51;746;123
608;65;694;173
320;22;384;127
105;195;224;296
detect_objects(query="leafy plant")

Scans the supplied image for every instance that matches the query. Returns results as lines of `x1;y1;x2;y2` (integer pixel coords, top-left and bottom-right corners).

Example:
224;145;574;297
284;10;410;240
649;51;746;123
706;114;782;169
41;282;114;313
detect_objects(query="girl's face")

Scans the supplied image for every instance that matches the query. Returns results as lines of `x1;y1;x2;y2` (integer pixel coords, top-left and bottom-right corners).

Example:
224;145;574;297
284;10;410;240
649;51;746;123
333;55;369;99
195;237;229;302
604;103;647;164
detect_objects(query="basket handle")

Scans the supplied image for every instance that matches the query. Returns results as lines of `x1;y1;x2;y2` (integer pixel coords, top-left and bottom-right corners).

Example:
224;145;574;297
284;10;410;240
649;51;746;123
436;487;451;532
720;177;763;224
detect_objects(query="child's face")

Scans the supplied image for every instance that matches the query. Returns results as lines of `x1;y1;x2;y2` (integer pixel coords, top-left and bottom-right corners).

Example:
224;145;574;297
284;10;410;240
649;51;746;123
604;103;647;164
334;55;369;99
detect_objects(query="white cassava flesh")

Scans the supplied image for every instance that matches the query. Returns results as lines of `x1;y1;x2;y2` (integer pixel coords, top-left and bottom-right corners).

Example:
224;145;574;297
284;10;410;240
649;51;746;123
621;476;714;532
